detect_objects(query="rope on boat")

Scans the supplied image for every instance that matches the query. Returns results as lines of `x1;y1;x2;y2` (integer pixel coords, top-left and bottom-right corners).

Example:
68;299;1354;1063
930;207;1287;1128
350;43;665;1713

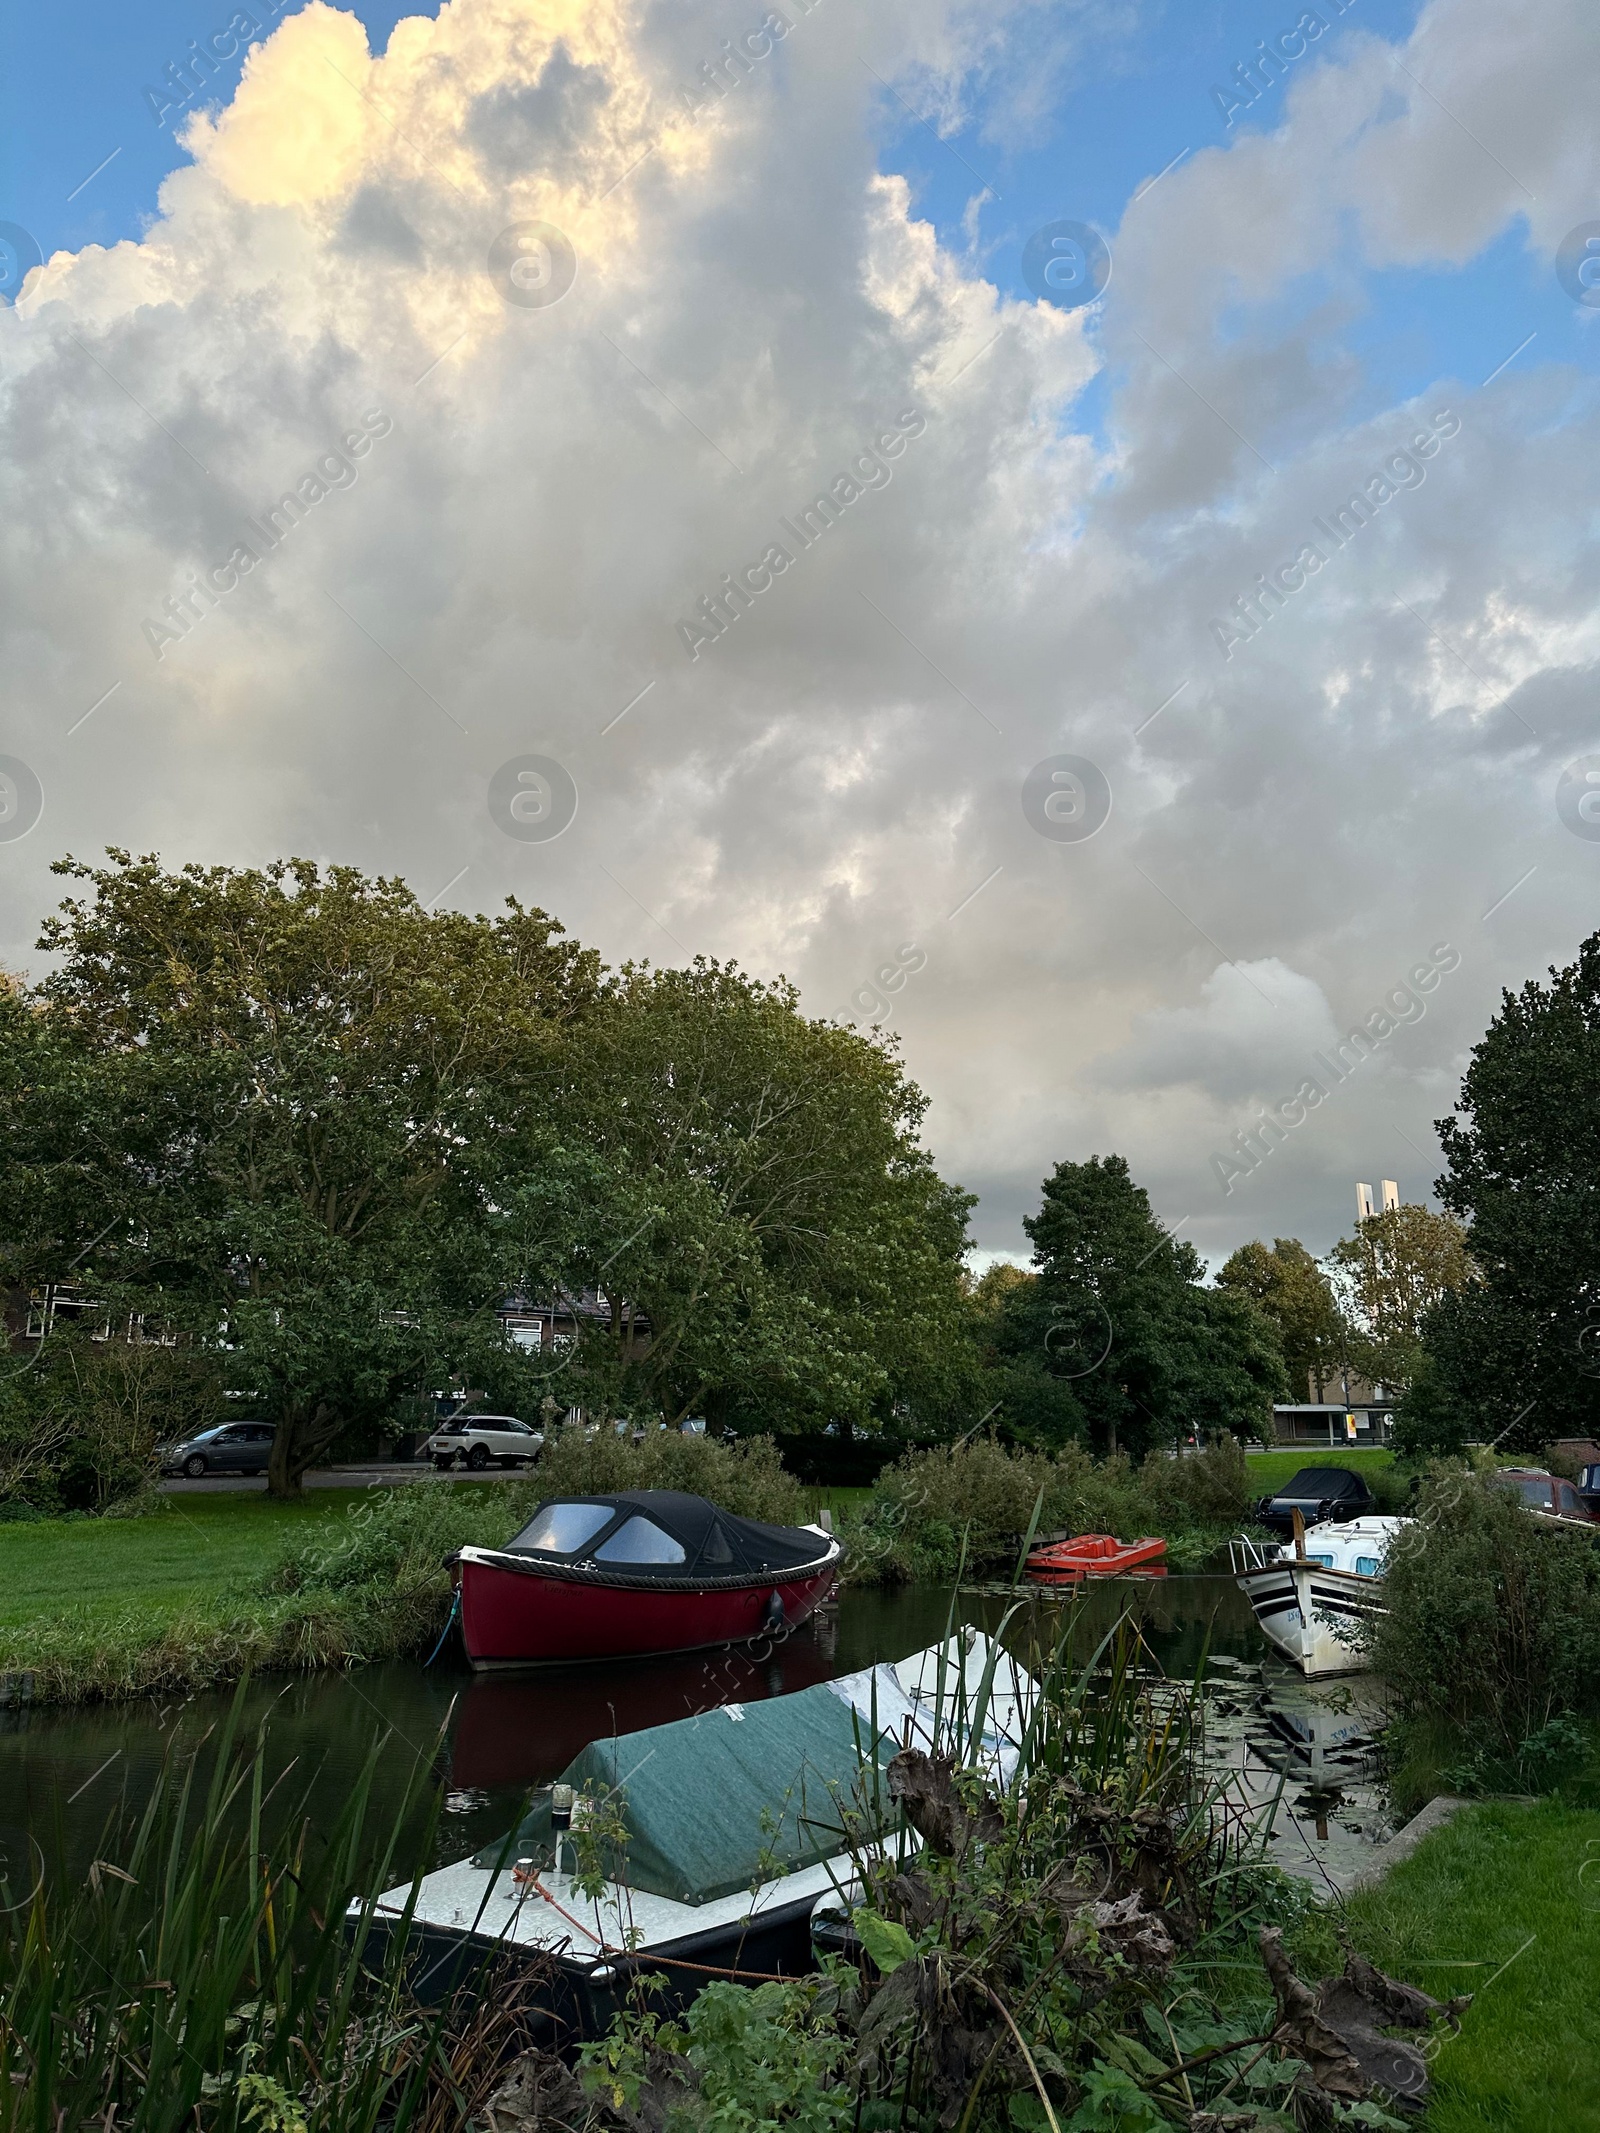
423;1587;461;1667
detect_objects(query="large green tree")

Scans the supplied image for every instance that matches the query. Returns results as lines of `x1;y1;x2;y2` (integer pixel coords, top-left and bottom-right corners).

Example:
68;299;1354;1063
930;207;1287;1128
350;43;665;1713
512;959;982;1435
1215;1237;1345;1399
1426;932;1600;1451
0;854;600;1495
0;855;982;1497
994;1155;1285;1455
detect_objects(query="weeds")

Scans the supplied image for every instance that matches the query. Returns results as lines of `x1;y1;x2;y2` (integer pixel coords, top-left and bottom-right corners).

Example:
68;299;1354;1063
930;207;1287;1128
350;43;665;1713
0;1688;558;2133
841;1439;1256;1583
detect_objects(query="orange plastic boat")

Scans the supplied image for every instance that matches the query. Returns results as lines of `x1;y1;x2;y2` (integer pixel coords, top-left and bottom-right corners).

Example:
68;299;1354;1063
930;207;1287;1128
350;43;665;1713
1026;1533;1167;1583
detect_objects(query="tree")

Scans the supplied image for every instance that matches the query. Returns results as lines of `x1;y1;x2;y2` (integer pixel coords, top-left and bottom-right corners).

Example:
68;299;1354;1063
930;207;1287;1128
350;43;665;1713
0;857;984;1499
0;853;601;1496
1215;1238;1345;1398
524;960;983;1437
1327;1204;1474;1390
994;1155;1285;1456
1426;931;1600;1453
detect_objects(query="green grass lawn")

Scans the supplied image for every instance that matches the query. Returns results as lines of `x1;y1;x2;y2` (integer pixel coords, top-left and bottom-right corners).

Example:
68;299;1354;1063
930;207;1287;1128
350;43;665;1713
1245;1447;1396;1494
1341;1797;1600;2132
0;1491;377;1637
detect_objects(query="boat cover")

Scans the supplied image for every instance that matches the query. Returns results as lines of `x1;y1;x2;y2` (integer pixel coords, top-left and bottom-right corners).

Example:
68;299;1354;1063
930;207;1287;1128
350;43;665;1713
501;1489;831;1578
474;1679;895;1904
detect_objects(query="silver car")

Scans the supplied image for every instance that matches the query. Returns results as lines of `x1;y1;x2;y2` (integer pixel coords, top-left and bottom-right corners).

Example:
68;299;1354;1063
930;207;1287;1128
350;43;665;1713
422;1415;545;1471
158;1421;276;1478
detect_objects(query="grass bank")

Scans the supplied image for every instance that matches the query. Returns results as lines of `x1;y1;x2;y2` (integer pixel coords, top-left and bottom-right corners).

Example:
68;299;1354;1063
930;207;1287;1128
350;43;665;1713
0;1431;813;1706
1245;1445;1397;1493
1336;1796;1600;2132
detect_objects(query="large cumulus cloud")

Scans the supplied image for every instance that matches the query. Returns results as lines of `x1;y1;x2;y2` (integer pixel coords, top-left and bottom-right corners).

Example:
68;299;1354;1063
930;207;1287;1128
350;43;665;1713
2;0;1598;1263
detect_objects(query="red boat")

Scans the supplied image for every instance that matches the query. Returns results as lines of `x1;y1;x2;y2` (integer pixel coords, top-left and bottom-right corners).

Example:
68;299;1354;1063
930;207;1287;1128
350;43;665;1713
1026;1533;1168;1584
453;1489;841;1668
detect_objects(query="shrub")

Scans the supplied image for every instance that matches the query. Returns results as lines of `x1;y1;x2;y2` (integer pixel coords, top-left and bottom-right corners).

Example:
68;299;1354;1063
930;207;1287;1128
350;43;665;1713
844;1435;1252;1581
1369;1461;1600;1755
528;1424;808;1525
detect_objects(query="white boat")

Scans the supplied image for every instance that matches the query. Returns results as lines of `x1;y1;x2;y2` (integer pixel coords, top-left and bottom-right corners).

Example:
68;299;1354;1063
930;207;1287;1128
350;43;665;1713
1229;1516;1408;1677
352;1631;1036;2035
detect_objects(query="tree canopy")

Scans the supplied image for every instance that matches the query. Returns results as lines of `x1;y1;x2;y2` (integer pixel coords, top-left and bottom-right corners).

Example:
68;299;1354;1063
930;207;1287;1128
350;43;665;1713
1215;1237;1344;1399
0;854;978;1496
1422;931;1600;1452
992;1155;1285;1456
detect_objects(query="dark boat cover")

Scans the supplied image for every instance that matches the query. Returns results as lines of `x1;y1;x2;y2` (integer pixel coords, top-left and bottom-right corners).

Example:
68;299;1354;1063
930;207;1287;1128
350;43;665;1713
474;1679;895;1903
501;1489;830;1579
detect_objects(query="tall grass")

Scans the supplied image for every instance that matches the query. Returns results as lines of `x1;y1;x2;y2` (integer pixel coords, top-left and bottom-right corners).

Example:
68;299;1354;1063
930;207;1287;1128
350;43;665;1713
841;1436;1255;1581
0;1692;555;2133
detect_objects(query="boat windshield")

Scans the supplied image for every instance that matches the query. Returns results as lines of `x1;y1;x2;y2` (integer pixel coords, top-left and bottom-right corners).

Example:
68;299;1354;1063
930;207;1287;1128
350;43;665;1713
594;1515;688;1565
511;1501;616;1554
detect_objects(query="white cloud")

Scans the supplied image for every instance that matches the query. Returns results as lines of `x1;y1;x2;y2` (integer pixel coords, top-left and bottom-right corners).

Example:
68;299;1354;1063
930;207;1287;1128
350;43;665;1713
2;0;1597;1270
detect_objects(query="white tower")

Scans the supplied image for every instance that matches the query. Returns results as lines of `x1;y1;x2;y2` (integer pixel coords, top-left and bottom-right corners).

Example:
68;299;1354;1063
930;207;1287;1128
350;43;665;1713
1356;1182;1375;1221
1380;1179;1399;1211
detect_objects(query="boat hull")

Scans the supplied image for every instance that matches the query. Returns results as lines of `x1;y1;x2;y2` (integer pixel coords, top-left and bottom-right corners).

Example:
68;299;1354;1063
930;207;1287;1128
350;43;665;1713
457;1550;838;1667
1233;1558;1384;1677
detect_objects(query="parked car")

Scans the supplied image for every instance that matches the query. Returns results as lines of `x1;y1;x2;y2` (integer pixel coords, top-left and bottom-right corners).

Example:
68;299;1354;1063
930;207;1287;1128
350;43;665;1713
158;1422;276;1478
1254;1464;1375;1537
1580;1463;1600;1518
422;1415;545;1471
1492;1467;1600;1524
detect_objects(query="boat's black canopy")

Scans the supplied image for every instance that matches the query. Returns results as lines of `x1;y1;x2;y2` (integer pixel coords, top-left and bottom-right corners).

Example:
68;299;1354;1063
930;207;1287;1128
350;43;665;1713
502;1489;829;1577
1269;1468;1370;1499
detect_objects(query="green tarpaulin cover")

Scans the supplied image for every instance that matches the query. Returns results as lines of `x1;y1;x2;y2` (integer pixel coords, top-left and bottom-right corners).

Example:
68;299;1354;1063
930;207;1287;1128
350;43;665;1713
474;1682;895;1905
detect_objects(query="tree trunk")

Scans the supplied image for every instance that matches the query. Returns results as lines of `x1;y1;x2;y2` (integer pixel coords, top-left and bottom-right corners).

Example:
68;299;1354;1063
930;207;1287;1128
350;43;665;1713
266;1418;303;1499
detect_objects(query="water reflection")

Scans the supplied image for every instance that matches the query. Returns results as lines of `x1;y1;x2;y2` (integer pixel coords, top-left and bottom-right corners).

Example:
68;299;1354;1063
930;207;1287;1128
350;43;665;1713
0;1576;1393;1892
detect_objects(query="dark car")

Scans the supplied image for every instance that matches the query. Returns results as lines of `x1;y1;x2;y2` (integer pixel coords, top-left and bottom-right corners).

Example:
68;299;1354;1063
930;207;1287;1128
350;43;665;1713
158;1422;276;1478
1255;1464;1375;1536
1493;1467;1600;1524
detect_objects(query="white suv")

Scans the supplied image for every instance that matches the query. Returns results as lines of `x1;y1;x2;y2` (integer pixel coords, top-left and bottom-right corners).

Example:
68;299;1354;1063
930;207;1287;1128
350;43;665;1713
422;1415;545;1471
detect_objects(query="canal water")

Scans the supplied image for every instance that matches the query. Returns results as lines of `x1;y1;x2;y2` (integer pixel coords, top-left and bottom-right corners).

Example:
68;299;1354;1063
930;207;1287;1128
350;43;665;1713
0;1577;1397;1899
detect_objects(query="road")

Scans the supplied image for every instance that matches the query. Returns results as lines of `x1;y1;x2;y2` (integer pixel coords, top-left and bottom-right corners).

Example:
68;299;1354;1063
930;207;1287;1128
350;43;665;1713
157;1461;530;1494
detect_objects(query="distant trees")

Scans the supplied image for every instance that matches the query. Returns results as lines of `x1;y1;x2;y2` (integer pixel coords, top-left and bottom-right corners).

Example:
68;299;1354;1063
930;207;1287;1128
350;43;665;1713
1216;1238;1344;1398
1328;1204;1473;1391
991;1155;1285;1456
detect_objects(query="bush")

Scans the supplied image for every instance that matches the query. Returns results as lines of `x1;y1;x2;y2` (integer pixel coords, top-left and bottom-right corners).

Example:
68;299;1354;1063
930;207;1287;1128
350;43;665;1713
0;1333;223;1516
528;1424;808;1525
843;1435;1252;1581
1369;1461;1600;1756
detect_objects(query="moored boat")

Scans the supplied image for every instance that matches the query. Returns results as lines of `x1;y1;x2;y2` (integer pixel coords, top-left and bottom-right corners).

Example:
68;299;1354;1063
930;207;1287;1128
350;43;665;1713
453;1490;840;1668
1229;1514;1408;1677
1026;1533;1167;1583
353;1632;1037;2034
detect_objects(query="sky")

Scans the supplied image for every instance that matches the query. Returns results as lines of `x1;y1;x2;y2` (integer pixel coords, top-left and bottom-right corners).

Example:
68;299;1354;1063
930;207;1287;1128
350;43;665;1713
2;0;1598;1271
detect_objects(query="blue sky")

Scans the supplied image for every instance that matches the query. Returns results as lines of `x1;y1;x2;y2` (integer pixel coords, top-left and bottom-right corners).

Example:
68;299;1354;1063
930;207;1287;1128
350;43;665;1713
7;0;1590;434
5;0;1599;1257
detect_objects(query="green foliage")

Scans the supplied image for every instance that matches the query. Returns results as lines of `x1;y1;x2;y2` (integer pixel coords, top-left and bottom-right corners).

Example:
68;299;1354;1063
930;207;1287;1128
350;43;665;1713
0;856;982;1505
580;1975;854;2133
529;1423;809;1524
1428;930;1600;1449
0;1328;223;1515
843;1436;1254;1582
1368;1462;1600;1755
1327;1204;1474;1393
0;1693;562;2131
1216;1235;1345;1400
992;1156;1286;1457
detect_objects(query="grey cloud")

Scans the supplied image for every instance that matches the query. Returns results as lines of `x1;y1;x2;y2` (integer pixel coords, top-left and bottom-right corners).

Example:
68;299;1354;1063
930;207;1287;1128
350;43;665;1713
3;0;1598;1271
